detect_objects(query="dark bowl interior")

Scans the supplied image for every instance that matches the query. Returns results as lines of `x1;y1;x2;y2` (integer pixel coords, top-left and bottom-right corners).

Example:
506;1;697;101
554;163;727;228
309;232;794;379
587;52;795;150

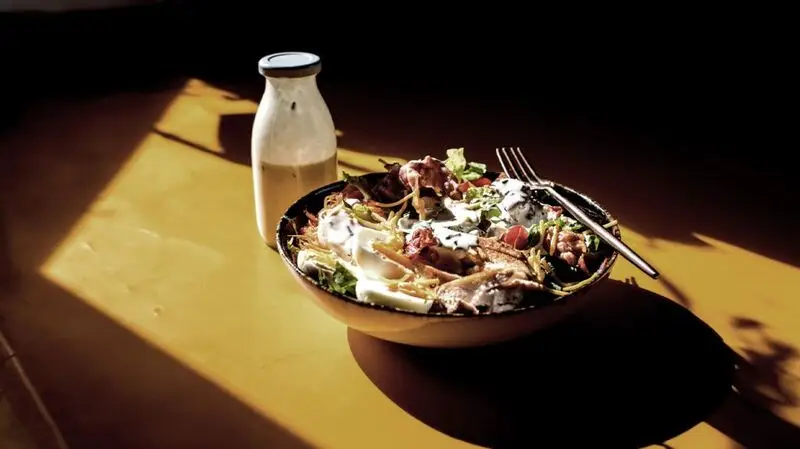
276;171;621;319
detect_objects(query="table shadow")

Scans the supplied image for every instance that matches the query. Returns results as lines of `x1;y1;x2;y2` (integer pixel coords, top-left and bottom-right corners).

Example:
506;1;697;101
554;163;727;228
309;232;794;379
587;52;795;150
706;391;800;449
348;279;736;448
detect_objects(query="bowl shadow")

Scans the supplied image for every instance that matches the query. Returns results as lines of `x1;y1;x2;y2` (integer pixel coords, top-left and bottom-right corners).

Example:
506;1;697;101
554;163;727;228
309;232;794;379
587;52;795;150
348;279;737;448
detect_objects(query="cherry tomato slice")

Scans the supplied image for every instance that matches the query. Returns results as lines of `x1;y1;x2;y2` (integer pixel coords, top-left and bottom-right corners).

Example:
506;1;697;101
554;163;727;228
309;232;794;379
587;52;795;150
504;225;529;250
472;177;491;187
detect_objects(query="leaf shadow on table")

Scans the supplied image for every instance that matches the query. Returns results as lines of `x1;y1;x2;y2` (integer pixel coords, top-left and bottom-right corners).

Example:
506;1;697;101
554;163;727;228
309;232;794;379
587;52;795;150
701;317;800;449
727;316;799;411
348;279;738;448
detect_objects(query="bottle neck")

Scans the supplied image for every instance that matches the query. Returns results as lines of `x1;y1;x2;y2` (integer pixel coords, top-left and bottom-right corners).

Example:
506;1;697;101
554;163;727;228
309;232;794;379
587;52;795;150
264;74;319;91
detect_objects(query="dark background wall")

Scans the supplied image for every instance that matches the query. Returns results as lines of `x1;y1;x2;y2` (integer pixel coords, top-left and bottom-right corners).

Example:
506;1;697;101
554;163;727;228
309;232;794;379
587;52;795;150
1;2;792;182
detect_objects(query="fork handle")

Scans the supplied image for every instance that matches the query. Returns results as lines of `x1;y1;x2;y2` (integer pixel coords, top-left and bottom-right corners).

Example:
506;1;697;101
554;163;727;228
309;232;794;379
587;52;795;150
545;186;660;279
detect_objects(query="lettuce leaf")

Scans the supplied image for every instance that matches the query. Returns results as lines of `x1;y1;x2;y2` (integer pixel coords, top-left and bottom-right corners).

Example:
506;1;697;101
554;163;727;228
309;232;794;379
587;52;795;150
445;147;487;183
318;262;358;296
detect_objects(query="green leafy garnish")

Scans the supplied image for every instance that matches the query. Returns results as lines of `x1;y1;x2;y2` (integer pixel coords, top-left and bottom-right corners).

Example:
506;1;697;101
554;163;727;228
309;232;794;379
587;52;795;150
464;186;495;202
341;198;381;224
483;207;502;221
464;186;502;222
584;234;601;252
351;203;374;222
318;262;358;296
445;147;487;183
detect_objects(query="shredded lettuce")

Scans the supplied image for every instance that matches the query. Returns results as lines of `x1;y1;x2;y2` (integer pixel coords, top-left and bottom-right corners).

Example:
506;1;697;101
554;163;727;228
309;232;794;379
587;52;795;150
318;262;358;296
444;148;487;183
563;221;585;232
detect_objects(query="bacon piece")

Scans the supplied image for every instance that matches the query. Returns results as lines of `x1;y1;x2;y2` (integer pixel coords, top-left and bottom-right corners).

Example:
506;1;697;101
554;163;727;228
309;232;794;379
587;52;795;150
398;156;459;198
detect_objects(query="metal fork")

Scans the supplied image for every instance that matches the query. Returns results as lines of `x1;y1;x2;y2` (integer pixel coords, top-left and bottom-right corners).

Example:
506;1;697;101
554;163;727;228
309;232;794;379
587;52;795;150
496;146;660;279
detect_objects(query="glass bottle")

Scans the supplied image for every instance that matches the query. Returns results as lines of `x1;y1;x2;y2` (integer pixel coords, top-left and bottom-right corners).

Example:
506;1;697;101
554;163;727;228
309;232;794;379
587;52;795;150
251;52;337;248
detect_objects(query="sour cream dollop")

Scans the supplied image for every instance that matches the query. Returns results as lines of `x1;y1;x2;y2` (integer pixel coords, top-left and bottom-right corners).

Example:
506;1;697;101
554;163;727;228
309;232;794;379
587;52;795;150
317;208;361;260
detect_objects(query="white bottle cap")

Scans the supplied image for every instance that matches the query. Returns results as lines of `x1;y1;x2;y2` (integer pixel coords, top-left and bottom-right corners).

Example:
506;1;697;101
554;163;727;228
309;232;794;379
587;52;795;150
258;52;322;78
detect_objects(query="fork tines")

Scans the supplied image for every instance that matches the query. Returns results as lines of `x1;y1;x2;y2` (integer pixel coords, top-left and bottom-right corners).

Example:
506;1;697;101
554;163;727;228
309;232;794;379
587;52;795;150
495;147;545;185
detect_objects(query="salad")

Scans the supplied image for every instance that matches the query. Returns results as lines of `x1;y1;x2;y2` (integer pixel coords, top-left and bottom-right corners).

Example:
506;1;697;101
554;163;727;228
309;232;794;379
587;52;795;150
287;148;617;315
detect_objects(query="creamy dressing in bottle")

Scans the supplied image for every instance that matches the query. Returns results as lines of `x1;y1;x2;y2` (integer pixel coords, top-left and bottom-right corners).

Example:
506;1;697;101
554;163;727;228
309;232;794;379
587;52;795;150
251;52;337;248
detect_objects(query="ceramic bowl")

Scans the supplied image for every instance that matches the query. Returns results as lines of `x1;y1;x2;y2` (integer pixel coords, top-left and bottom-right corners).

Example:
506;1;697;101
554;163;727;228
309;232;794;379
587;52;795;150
276;172;620;348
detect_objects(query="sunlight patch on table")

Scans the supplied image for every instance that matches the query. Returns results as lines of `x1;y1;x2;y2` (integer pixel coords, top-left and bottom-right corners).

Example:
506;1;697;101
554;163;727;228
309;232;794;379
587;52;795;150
654;422;744;449
33;120;461;448
671;233;799;356
607;227;800;337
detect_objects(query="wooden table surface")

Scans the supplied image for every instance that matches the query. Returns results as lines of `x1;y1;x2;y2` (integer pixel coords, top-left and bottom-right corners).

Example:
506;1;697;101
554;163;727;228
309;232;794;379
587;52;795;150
1;78;799;448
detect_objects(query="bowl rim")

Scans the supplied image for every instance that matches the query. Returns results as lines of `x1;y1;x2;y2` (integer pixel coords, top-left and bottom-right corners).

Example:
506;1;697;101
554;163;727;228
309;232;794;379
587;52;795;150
276;171;620;320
